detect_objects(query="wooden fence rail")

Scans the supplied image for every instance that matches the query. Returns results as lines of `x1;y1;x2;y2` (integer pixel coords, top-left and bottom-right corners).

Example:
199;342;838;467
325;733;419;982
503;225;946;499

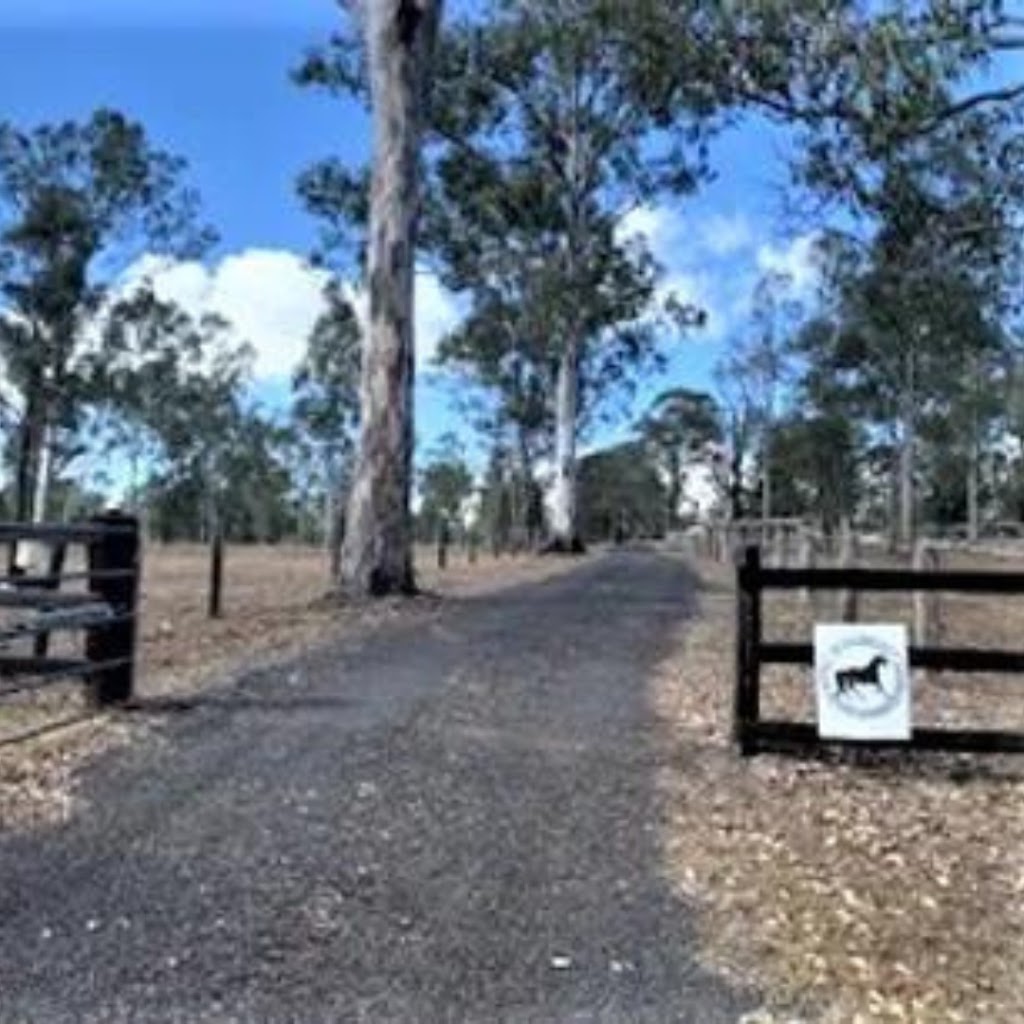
0;511;140;706
734;545;1024;757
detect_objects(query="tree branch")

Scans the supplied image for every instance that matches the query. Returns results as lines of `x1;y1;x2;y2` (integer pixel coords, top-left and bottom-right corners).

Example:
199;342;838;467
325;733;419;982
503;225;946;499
918;82;1024;134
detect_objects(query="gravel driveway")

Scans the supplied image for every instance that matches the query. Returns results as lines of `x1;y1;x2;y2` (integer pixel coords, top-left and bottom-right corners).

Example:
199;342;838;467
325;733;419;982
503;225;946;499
0;550;755;1023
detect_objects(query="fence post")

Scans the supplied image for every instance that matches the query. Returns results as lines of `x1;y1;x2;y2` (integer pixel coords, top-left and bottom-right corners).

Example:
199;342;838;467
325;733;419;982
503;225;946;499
208;528;224;620
733;545;762;756
913;539;942;660
437;519;450;570
772;525;790;568
798;529;816;607
33;541;67;657
86;511;140;706
730;523;742;563
838;521;859;622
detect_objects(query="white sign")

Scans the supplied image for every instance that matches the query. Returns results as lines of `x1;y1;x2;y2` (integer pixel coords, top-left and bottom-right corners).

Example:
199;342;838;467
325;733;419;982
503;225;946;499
814;624;911;741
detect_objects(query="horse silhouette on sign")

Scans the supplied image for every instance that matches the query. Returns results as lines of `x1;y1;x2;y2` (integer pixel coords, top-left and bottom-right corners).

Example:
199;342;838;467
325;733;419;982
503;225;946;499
833;654;888;696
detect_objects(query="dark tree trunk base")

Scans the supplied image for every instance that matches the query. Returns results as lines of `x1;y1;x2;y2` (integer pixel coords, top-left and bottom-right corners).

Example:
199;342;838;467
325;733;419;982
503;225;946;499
334;557;417;601
540;536;586;556
367;568;418;597
313;583;431;611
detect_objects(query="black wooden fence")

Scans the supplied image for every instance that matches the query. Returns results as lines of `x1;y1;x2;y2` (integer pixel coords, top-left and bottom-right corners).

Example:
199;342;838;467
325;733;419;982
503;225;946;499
734;544;1024;757
0;512;140;706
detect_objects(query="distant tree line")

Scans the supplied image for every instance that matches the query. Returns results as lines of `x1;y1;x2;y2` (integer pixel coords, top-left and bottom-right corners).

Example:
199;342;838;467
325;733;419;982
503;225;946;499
6;2;1024;594
298;0;1024;593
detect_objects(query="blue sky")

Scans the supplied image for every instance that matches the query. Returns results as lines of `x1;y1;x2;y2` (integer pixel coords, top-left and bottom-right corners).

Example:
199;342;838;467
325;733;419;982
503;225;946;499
1;0;340;29
0;1;819;471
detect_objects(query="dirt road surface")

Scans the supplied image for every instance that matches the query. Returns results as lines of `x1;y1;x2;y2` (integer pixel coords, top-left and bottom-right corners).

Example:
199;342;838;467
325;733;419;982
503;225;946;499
0;551;755;1023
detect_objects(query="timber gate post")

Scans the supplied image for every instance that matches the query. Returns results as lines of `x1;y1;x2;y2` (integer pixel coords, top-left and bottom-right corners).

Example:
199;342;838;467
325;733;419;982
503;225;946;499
208;528;224;620
86;511;140;706
838;521;859;622
733;545;762;756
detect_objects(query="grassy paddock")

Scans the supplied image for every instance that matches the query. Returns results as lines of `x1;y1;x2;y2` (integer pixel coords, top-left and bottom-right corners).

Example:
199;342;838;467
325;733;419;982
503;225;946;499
3;540;580;725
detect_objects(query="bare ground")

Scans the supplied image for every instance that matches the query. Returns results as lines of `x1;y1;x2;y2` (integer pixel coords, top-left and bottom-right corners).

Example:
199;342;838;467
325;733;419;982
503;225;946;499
6;539;1023;1022
0;550;752;1023
0;543;589;831
651;555;1024;1024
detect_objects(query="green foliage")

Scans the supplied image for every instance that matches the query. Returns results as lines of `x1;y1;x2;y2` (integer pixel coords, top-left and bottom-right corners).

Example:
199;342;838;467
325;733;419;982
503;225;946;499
472;437;546;553
295;161;370;271
577;440;667;542
435;287;553;465
636;387;721;526
426;0;709;403
84;288;302;543
0;108;214;519
416;433;474;543
143;402;298;545
291;0;1024;546
477;442;515;554
719;188;1018;536
766;412;861;530
297;1;712;526
289;280;361;528
627;2;1024;216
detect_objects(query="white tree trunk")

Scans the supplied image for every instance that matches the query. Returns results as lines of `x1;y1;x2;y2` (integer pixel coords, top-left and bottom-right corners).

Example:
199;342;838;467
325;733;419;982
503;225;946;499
326;476;344;582
899;424;915;549
967;442;980;543
16;420;53;575
967;356;981;543
550;341;581;550
339;0;442;596
31;423;52;524
322;478;335;551
898;349;916;550
760;426;772;545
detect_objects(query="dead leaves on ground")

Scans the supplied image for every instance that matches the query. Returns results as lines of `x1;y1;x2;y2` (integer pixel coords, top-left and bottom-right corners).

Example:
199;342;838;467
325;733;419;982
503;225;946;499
651;564;1024;1023
0;715;133;831
0;546;586;833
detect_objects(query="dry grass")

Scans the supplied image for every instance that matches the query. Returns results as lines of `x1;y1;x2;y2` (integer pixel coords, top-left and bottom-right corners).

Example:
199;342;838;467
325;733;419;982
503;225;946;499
651;554;1024;1023
137;542;577;702
0;542;587;830
760;544;1024;733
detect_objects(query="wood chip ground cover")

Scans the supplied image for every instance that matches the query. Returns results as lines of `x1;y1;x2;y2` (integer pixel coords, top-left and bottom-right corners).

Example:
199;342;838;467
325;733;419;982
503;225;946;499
0;543;586;831
651;558;1024;1023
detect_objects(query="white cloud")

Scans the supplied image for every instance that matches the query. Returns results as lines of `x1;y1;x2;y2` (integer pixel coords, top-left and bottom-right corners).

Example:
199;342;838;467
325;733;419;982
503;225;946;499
617;204;684;257
0;312;24;415
415;270;464;365
105;219;801;395
616;205;769;343
598;208;822;337
619;205;757;265
521;209;822;360
754;233;823;299
657;271;717;339
658;269;736;343
699;212;755;257
119;249;329;379
680;462;720;518
118;249;463;380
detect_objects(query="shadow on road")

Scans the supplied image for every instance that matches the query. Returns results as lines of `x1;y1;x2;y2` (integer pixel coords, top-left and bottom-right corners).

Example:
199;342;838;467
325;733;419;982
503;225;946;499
123;693;357;717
